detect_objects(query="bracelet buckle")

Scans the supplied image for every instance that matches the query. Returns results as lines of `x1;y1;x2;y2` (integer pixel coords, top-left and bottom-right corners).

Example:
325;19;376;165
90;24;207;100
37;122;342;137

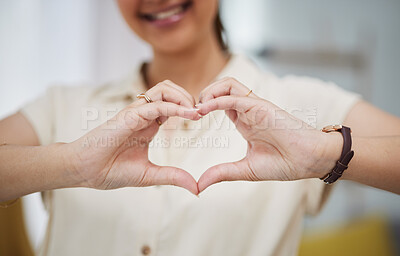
322;124;343;133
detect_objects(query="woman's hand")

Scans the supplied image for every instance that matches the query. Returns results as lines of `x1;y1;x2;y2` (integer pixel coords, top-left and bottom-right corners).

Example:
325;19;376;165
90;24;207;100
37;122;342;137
196;78;342;193
68;80;201;194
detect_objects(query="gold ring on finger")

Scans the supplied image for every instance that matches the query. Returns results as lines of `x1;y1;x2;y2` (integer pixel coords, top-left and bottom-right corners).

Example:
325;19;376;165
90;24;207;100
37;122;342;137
136;93;153;103
136;93;162;126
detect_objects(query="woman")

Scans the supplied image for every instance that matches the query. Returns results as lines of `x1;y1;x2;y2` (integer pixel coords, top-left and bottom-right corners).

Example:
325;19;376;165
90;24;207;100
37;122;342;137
1;0;400;255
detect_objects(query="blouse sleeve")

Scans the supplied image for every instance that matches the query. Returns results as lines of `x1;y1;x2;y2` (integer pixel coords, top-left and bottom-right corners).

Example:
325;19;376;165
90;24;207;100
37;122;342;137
19;87;57;146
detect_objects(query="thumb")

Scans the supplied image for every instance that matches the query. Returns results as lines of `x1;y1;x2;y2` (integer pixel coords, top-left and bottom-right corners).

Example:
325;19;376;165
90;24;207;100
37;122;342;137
141;164;199;195
198;159;253;193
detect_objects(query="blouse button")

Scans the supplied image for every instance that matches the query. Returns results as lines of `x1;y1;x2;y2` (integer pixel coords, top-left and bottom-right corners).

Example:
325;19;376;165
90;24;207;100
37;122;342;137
124;95;133;101
183;120;189;130
141;245;151;255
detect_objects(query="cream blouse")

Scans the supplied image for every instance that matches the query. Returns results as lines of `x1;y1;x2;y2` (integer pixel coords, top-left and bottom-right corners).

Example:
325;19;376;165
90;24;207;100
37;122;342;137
21;55;361;256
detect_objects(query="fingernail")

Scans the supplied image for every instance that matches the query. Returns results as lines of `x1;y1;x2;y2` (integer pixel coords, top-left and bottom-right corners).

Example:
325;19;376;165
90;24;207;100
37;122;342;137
195;103;202;108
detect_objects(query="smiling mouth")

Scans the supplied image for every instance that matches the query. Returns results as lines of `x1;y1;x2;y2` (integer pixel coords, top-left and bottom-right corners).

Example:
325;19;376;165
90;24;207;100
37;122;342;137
139;1;193;22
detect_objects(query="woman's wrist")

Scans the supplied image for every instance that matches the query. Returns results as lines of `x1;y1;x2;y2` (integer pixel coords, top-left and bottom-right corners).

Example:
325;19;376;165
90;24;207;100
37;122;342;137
0;143;83;202
44;143;84;189
309;131;343;179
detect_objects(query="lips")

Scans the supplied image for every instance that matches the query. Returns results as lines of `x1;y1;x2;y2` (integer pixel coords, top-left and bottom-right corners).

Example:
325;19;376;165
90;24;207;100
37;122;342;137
139;1;193;23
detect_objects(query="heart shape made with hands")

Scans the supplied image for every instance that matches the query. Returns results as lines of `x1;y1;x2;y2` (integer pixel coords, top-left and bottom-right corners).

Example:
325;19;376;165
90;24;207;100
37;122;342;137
145;78;263;195
125;77;318;196
87;78;319;197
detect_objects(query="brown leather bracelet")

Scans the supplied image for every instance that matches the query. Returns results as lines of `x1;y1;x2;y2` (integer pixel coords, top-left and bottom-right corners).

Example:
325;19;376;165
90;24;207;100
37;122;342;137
320;125;354;184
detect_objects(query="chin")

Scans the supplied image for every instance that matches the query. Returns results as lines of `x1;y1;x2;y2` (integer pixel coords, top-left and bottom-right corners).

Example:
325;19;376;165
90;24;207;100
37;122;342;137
149;29;201;54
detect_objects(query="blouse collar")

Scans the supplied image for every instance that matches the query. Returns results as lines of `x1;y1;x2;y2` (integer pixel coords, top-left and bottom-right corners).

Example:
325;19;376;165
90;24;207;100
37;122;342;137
100;54;259;103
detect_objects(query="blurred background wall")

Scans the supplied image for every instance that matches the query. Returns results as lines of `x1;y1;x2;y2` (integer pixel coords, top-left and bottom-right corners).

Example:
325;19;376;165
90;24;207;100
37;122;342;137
0;0;399;255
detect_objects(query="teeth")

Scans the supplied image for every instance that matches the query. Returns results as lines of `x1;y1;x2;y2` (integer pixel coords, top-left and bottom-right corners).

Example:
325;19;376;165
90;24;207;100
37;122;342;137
150;6;184;20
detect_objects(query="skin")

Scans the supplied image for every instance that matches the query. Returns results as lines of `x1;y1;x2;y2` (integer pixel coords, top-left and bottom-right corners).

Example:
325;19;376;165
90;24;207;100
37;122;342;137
117;0;228;97
0;82;202;201
195;78;400;194
1;0;400;203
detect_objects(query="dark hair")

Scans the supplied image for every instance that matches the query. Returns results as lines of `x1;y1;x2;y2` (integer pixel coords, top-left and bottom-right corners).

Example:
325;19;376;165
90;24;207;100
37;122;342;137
215;12;228;51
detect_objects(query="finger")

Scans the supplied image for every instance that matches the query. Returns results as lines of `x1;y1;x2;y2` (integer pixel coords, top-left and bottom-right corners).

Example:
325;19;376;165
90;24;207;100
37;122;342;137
163;80;196;105
197;158;255;193
142;164;199;195
225;109;238;124
150;81;194;108
123;101;200;130
135;80;195;108
199;77;259;104
148;81;196;125
197;96;261;116
136;101;200;120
